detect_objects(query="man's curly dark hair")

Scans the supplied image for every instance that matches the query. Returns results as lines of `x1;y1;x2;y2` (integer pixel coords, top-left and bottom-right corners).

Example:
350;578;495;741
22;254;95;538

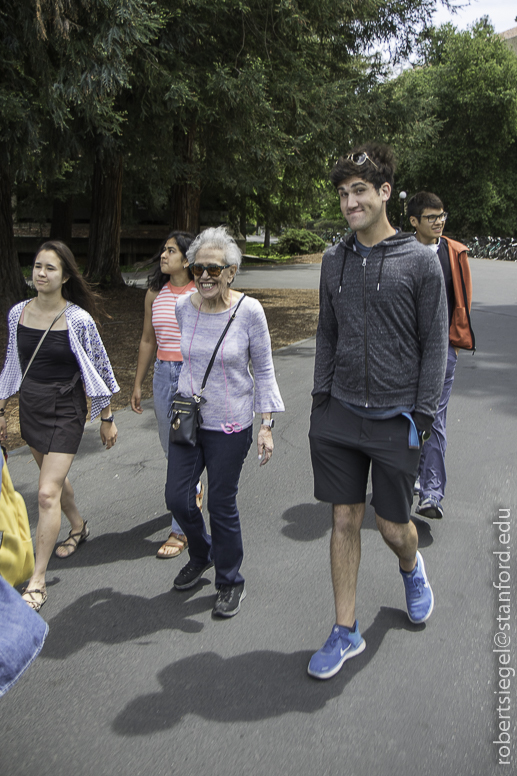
330;142;397;193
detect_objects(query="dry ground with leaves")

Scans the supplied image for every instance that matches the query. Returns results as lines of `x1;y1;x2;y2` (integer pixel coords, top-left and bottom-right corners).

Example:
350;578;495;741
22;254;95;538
0;255;322;451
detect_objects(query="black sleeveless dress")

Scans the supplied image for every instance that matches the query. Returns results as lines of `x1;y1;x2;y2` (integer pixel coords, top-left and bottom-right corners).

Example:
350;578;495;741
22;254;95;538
17;325;87;454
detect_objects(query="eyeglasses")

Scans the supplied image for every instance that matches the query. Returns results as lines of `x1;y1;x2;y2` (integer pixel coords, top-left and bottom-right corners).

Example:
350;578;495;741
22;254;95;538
421;212;448;224
189;263;231;278
345;152;379;170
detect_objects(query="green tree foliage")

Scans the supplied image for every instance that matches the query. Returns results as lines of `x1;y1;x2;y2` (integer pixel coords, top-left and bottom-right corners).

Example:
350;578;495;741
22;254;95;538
367;19;517;236
0;0;163;300
35;0;164;284
1;1;50;311
276;228;327;255
124;0;449;236
1;0;453;299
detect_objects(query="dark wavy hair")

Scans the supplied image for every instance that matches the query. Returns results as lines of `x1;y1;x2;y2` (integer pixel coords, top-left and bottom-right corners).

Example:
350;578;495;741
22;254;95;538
407;191;444;221
330;142;397;193
35;241;103;323
147;231;195;292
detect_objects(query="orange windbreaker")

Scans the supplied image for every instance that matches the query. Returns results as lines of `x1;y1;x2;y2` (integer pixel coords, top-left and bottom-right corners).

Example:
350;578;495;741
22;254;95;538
443;236;475;351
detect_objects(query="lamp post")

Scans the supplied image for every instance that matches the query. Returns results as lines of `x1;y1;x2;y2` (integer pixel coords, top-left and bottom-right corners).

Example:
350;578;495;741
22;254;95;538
399;191;407;231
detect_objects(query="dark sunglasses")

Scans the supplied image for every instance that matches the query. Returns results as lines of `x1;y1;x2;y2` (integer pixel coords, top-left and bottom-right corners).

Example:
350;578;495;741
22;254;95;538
189;263;232;278
345;151;379;170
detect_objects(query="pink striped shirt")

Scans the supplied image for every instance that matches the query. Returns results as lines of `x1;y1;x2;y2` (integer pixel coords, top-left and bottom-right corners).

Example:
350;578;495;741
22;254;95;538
152;281;196;361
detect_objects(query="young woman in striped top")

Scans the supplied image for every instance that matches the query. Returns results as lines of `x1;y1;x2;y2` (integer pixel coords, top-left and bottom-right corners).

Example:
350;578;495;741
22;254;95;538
131;231;202;558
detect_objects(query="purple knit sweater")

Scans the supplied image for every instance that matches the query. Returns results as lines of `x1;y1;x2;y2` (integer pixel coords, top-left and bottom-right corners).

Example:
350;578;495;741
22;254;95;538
175;294;285;432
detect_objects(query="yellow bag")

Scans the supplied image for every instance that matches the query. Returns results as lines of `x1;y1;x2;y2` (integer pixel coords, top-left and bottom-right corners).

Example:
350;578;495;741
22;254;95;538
0;458;34;587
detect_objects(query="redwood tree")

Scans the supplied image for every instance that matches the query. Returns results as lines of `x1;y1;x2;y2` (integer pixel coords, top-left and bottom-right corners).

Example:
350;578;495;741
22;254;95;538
0;148;26;314
86;149;124;285
1;0;164;293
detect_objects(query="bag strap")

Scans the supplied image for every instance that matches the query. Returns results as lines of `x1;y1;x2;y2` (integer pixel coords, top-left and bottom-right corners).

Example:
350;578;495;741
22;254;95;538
20;302;69;385
199;294;245;395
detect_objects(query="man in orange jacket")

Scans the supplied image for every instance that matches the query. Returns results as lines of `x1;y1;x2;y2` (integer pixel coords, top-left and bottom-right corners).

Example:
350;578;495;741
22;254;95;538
408;191;475;519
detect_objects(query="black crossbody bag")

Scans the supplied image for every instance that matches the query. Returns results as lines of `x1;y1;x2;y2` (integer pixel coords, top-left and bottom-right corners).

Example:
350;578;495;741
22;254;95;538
169;295;245;446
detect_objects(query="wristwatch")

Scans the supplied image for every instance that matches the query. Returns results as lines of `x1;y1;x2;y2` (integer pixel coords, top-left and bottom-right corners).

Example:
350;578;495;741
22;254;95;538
261;418;275;429
101;415;115;423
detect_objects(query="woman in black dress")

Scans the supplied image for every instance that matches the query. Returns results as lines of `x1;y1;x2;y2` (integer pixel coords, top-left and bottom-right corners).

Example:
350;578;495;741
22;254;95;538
0;242;119;611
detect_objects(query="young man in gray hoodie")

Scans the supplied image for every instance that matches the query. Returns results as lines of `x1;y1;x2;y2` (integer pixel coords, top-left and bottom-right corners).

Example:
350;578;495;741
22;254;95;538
308;143;448;680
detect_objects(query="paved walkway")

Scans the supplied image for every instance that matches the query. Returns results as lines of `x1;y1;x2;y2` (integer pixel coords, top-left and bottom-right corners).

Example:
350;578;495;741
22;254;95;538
123;260;321;290
1;259;516;776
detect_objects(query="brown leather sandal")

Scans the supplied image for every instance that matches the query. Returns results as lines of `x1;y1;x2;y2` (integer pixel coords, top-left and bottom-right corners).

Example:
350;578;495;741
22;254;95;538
156;531;188;559
55;521;89;558
22;587;48;612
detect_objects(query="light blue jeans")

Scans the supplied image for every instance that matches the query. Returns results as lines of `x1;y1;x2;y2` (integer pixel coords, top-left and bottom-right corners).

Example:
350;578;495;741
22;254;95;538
418;344;458;502
153;359;184;535
0;576;48;697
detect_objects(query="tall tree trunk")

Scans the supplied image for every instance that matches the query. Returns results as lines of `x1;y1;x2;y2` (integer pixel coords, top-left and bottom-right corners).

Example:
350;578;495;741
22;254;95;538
170;182;201;233
50;196;74;242
0;147;26;315
239;198;247;240
261;196;271;248
170;127;201;233
86;150;124;285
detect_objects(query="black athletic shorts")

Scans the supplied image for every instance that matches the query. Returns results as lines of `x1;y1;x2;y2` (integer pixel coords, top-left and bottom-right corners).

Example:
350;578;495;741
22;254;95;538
309;396;421;524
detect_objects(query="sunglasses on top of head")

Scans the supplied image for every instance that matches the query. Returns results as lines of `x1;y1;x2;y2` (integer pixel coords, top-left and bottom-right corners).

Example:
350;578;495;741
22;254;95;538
345;151;379;170
189;263;232;278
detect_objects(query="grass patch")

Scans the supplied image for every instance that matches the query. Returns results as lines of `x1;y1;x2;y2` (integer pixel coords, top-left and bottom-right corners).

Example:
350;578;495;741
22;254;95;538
243;243;284;261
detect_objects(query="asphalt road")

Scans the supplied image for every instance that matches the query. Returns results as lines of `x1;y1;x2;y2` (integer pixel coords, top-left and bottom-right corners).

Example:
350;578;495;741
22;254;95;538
1;258;516;776
234;262;322;290
124;260;322;290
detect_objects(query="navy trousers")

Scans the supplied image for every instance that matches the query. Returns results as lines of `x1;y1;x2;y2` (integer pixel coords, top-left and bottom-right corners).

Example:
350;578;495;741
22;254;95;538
165;426;253;586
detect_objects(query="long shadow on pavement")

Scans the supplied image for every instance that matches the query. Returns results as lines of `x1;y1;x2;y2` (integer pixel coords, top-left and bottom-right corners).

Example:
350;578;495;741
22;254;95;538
281;500;434;548
41;583;215;658
45;513;174;571
111;606;422;735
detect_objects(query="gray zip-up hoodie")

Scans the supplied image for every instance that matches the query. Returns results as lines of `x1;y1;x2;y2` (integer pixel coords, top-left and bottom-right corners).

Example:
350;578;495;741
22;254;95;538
313;232;448;429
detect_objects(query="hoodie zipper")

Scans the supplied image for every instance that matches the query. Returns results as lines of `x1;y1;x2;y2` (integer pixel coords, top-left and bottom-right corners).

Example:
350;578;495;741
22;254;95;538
362;256;369;406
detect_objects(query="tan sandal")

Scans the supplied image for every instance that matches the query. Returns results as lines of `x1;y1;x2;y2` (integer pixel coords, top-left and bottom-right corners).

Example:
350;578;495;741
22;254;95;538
156;531;188;559
196;483;204;511
55;521;89;558
22;587;48;612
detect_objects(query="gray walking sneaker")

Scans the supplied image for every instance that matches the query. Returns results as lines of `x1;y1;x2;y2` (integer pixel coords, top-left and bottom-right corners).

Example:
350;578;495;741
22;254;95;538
212;583;246;617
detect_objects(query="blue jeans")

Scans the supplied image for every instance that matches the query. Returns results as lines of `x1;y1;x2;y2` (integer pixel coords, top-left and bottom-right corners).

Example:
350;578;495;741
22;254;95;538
0;576;48;697
153;359;184;535
165;426;253;586
418;344;458;502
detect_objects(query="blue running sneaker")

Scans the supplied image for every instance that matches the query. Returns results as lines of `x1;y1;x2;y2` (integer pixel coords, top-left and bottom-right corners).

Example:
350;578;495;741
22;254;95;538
400;551;434;624
307;622;366;680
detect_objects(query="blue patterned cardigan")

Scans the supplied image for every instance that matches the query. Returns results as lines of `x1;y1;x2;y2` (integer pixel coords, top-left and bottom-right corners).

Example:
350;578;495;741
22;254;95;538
0;301;119;421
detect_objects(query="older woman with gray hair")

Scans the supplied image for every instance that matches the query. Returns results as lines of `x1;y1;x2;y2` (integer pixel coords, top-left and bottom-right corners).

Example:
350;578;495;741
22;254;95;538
165;226;284;618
